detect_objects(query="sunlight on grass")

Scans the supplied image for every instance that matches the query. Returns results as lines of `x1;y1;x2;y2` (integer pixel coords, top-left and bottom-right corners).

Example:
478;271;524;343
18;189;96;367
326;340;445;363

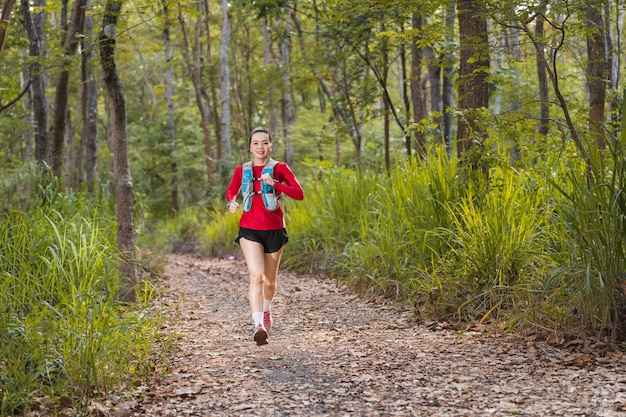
0;183;163;415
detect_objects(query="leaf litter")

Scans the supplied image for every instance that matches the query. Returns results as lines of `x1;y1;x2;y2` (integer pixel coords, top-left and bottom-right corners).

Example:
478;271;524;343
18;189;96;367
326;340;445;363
109;254;626;416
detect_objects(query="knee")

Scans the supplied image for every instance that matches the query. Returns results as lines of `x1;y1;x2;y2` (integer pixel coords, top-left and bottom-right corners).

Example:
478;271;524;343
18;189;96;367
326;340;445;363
264;279;276;291
249;273;264;286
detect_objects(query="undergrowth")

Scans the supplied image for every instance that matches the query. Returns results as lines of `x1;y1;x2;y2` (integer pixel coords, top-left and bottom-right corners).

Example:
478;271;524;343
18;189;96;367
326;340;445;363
0;179;164;416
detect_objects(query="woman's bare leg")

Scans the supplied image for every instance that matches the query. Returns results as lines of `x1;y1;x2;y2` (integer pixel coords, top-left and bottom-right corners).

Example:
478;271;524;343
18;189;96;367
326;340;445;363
239;238;266;314
262;246;285;302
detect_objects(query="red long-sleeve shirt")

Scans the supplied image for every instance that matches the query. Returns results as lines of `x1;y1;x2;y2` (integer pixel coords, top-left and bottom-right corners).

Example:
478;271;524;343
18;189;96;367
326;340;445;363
226;162;304;230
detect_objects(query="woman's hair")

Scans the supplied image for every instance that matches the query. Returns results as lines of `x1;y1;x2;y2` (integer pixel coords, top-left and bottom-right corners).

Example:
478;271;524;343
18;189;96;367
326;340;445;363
249;127;272;145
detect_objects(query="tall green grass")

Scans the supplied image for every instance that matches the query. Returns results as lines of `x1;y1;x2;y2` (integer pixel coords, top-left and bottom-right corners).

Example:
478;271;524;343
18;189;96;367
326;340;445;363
279;146;626;339
548;133;626;338
202;201;240;256
0;183;161;415
439;168;558;321
285;160;376;273
329;152;464;297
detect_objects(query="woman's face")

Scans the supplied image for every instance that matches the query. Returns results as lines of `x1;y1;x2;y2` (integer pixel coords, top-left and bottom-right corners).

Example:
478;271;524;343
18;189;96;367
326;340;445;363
249;132;272;158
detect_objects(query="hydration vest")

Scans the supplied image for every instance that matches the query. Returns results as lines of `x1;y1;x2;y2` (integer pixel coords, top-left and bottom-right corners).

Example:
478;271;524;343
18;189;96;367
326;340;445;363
241;159;280;212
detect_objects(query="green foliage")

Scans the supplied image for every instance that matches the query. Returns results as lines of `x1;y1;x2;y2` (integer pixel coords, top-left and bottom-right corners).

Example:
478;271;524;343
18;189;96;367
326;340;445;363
285;152;461;285
275;139;626;340
144;202;240;257
0;162;44;213
283;159;373;273
0;183;162;415
439;168;557;320
548;133;626;338
201;201;241;256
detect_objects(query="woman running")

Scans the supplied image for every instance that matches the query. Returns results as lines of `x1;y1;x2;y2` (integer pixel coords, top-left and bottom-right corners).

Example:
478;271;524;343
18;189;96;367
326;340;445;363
226;127;304;345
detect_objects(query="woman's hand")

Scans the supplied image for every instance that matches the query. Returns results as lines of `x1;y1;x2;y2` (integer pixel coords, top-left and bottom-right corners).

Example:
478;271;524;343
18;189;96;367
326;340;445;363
261;173;274;186
227;200;239;214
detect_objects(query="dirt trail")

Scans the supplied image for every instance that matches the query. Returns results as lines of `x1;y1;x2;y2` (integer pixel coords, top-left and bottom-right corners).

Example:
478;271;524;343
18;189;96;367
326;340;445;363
118;254;626;416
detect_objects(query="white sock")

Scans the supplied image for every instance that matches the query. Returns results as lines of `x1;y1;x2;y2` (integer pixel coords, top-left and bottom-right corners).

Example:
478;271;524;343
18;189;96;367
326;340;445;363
252;312;263;327
263;299;272;312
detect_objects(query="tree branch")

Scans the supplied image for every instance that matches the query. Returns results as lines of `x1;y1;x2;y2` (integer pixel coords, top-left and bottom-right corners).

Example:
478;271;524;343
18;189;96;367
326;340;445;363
0;78;31;114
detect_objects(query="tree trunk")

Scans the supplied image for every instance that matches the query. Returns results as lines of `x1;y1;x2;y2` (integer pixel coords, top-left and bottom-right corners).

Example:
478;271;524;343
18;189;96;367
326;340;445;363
506;15;521;113
424;46;441;133
291;8;351;141
219;0;231;172
606;0;623;131
340;57;363;169
411;12;426;158
21;52;33;160
163;1;178;213
49;0;87;178
279;13;295;166
262;18;278;138
99;0;137;302
230;40;247;152
535;10;550;136
586;2;608;150
456;0;490;159
400;42;411;157
442;0;455;156
64;107;75;186
203;0;221;150
22;0;49;165
381;26;390;172
81;0;98;190
178;5;213;183
0;0;17;54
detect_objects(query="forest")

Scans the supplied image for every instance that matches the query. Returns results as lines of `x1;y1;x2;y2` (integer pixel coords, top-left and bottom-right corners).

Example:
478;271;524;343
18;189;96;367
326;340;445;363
0;0;625;414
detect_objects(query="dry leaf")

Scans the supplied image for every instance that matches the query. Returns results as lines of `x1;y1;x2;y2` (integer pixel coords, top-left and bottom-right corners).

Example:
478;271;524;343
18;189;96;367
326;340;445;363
561;353;592;367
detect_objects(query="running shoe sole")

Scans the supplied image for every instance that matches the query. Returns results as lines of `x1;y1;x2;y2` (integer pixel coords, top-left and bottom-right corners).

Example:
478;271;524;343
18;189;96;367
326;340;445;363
254;327;268;345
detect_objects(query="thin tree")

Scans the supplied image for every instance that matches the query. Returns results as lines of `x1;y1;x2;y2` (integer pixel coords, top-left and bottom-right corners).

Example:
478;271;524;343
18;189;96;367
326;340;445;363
381;23;391;171
22;0;49;165
442;0;455;155
203;0;221;153
456;0;490;159
99;0;138;302
0;0;16;54
278;11;295;167
80;0;98;190
534;4;550;136
49;0;87;178
290;6;352;154
521;11;593;183
261;16;278;135
400;32;411;157
162;0;178;213
219;0;231;173
586;1;608;150
606;0;623;130
178;0;213;183
411;12;426;158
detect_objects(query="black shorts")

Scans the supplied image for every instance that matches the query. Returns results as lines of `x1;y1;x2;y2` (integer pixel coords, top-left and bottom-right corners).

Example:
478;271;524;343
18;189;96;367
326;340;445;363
235;227;289;253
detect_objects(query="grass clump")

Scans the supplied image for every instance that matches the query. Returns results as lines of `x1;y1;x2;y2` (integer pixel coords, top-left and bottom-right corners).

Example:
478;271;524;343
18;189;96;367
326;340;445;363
0;182;162;416
547;135;626;338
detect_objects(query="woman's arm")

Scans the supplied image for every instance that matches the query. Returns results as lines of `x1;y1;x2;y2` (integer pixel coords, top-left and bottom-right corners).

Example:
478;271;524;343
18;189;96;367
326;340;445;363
226;165;243;202
275;163;304;201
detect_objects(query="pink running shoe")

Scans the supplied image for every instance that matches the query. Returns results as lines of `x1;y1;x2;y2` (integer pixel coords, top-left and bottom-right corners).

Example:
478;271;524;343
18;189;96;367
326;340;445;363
253;324;268;345
263;311;273;333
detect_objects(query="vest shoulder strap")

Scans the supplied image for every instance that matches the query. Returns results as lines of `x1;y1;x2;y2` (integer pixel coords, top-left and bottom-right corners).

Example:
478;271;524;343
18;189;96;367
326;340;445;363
241;159;280;212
